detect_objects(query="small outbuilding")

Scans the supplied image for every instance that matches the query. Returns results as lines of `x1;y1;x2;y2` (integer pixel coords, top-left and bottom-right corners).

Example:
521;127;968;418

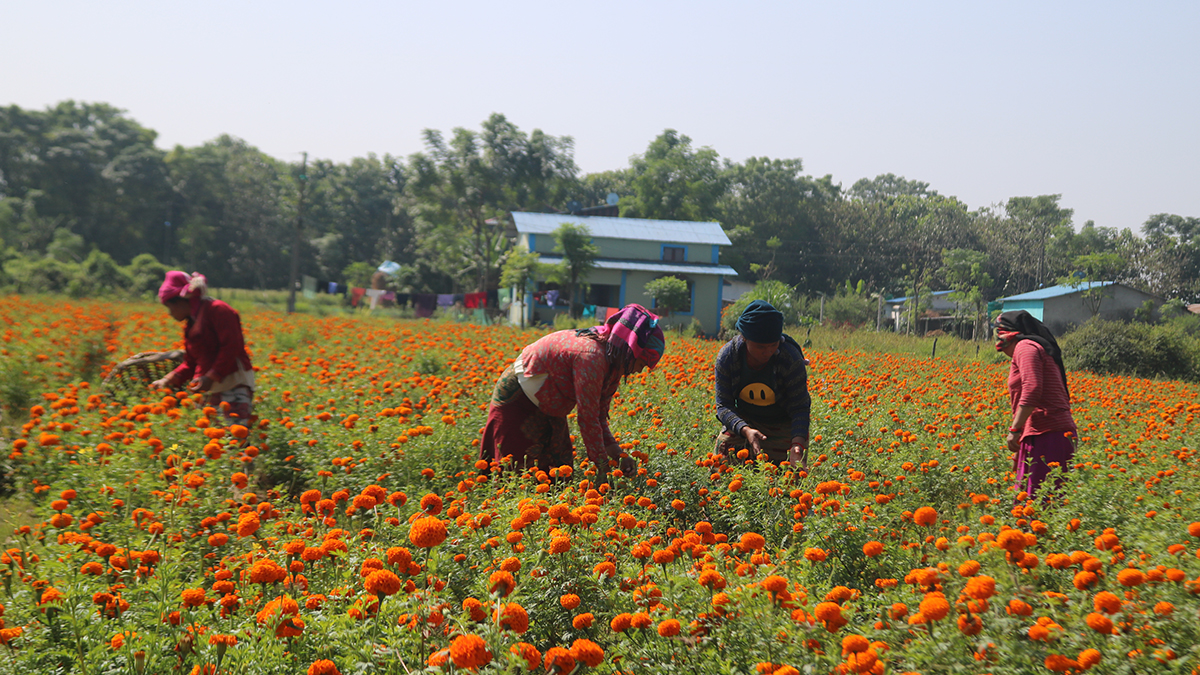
998;282;1162;335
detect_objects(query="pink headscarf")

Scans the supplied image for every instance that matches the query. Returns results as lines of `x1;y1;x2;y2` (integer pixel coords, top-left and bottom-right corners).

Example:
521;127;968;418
158;271;208;317
593;304;666;369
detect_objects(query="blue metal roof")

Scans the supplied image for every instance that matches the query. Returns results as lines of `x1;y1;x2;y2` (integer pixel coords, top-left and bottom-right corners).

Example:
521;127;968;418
538;256;737;277
999;282;1113;301
511;212;731;246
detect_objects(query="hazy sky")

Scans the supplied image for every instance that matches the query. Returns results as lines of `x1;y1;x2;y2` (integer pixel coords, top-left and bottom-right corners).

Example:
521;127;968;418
4;1;1197;230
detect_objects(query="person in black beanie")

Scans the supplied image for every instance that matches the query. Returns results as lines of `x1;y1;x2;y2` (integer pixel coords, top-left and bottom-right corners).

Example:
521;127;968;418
713;299;811;468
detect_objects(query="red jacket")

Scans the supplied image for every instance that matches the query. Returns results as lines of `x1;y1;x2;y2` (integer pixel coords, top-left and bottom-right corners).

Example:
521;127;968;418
169;299;253;385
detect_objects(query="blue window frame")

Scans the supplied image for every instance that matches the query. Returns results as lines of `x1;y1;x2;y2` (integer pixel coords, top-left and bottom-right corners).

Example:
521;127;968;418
661;244;687;262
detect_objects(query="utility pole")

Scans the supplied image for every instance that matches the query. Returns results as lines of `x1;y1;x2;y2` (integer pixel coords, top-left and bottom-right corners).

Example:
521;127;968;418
287;152;308;314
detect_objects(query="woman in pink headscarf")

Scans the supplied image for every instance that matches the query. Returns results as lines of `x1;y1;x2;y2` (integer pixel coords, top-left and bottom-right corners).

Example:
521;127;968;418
151;271;255;423
479;304;666;485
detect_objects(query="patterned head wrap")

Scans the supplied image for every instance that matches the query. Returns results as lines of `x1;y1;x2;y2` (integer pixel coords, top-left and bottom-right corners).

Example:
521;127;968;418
158;271;209;317
593;304;666;369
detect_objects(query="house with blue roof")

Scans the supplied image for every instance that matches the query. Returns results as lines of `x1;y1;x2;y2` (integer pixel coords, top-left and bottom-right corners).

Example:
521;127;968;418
507;212;737;335
998;282;1161;335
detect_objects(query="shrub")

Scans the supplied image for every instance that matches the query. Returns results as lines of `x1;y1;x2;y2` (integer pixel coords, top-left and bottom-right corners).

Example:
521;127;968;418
721;281;803;335
1061;318;1200;381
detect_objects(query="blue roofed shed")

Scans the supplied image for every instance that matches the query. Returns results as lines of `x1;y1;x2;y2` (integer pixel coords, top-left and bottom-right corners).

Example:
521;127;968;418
998;282;1161;335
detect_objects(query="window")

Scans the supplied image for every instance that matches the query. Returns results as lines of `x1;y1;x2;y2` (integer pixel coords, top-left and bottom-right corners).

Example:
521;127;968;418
587;284;621;307
662;246;686;262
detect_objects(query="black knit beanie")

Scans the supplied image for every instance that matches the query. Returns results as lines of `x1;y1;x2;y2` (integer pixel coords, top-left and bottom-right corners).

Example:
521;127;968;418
736;300;784;343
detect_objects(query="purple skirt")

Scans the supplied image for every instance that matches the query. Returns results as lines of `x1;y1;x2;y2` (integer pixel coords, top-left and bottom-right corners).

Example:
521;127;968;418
1015;431;1075;499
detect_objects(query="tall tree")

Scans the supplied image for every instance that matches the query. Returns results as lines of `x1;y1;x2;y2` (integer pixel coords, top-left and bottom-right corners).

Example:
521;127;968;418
407;114;577;292
165;135;291;288
1002;195;1074;291
1142;213;1200;301
622;130;724;221
847;173;937;202
719;157;841;291
940;248;992;340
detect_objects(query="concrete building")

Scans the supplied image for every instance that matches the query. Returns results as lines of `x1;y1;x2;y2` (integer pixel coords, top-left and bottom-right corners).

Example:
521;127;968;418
507;212;736;335
998;282;1162;335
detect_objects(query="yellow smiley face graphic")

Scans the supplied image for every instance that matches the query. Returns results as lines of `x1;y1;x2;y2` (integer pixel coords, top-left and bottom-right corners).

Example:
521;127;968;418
739;383;776;406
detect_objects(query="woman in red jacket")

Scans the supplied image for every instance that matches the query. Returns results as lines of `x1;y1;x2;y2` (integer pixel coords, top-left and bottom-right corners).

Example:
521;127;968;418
994;310;1076;499
151;271;256;423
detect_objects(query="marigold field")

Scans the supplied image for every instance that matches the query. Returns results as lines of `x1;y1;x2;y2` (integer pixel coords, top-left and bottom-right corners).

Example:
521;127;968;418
2;296;1200;675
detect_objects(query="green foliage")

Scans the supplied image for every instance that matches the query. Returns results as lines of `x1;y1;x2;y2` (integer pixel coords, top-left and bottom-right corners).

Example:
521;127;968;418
126;253;169;298
643;275;690;316
549;222;597;318
341;261;376;289
721;280;803;334
623;130;724;221
1061;318;1200;381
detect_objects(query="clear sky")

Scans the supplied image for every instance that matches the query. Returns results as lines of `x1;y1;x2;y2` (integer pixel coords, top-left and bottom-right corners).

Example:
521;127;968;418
4;1;1197;231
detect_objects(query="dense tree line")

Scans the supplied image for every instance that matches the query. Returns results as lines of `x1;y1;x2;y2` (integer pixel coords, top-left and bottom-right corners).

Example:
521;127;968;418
1;100;1197;303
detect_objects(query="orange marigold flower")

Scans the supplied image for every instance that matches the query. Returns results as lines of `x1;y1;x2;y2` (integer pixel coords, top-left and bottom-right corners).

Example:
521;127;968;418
841;634;870;654
862;541;884;557
510;643;541;671
180;588;207;608
448;634;491;670
236;511;260;538
1073;570;1098;591
957;614;983;635
913;506;937;526
549;537;571;555
996;529;1026;553
1044;654;1079;672
814;602;842;622
1077;648;1101;670
570;639;604;668
657;619;681;637
572;613;594;629
419;493;443;515
739;532;766;552
559;594;580;610
408;516;447;548
543;647;575;674
593;561;616;579
1093;591;1122;614
364;569;402;596
488;571;515;597
495;602;529;634
918;593;950;621
804;547;827;562
307;659;340;675
762;575;789;594
208;533;229;547
958;560;981;577
1006;599;1032;616
1116;568;1145;587
249;559;287;585
1154;601;1174;616
1085;612;1113;634
963;575;996;600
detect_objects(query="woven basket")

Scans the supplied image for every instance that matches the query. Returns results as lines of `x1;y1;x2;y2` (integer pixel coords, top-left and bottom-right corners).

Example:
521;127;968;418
101;350;185;398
